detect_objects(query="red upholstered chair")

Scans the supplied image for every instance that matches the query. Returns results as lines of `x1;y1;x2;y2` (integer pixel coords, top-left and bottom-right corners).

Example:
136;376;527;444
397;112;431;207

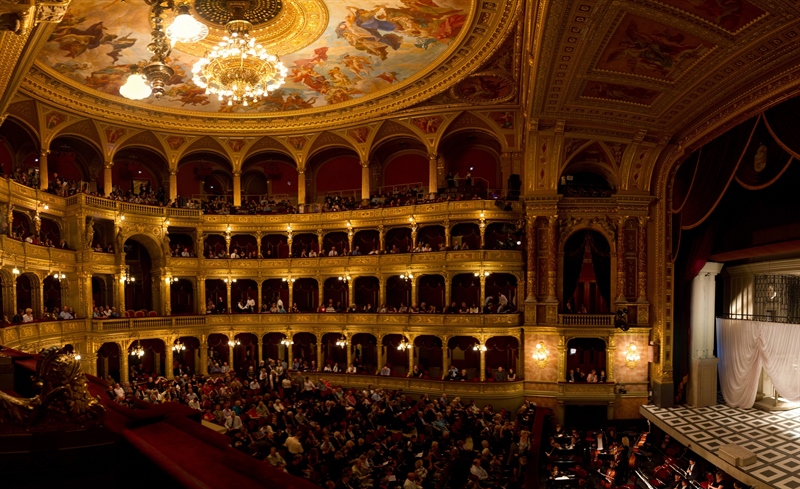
135;310;145;317
126;310;135;317
148;311;157;317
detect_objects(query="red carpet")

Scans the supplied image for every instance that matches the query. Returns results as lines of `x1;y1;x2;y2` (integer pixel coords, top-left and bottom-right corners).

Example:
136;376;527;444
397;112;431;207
529;406;552;489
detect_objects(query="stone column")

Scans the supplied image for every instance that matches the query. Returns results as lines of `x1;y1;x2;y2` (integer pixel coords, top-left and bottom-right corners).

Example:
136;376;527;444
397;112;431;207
689;262;723;407
616;217;627;302
115;271;126;313
118;341;129;384
444;273;452;308
164;338;174;379
257;279;263;311
197;276;206;314
525;217;537;302
199;336;209;375
546;215;558;301
255;232;263;258
479;273;487;309
104;162;113;197
347;277;355;307
288;281;294;311
39;150;49;190
361;160;371;202
637;217;649;302
378;274;387;307
226;280;232;313
233;171;242;207
169;170;177;201
441;335;450;380
287;333;294;368
317;339;323;371
428;153;438;195
411;276;418;308
297;171;306;205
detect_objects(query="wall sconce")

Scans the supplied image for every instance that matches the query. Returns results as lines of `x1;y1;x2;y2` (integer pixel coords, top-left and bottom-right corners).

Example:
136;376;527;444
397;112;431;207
397;337;411;351
281;337;294;346
400;272;413;281
338;273;352;284
223;277;237;283
625;343;640;369
12;265;21;275
172;339;186;352
336;335;348;348
474;271;490;277
228;336;241;347
472;343;487;352
165;276;177;284
282;276;296;283
532;342;549;368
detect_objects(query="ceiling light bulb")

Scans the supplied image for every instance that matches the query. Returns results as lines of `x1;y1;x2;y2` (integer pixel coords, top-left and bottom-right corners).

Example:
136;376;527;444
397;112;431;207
119;73;152;100
167;9;208;44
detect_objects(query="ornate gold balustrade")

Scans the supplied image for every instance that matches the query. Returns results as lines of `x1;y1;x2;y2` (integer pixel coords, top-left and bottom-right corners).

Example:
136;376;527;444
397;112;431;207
559;314;615;326
0;180;523;228
557;381;617;401
302;372;525;396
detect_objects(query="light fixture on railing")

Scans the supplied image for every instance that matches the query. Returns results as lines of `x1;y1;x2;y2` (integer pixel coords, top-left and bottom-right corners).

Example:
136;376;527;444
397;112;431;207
165;276;178;285
172;339;186;352
52;271;66;280
397;337;411;351
335;335;348;348
12;265;20;275
625;343;640;369
131;340;145;358
399;272;413;282
223;277;237;283
474;271;490;277
338;273;352;284
472;343;487;352
228;336;240;347
532;342;549;368
280;337;294;346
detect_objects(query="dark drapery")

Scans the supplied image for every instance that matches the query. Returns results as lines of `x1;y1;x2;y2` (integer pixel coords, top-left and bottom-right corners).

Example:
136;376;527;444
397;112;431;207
562;233;585;309
736;116;793;190
589;233;611;307
562;231;610;308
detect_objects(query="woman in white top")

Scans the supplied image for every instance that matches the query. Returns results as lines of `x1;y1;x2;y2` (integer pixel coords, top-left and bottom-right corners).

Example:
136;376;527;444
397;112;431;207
586;369;598;383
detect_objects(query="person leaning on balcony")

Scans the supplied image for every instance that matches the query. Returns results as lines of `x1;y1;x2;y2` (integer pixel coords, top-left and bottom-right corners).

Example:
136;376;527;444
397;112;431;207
380;364;391;376
22;308;34;323
12;309;24;323
494;366;508;382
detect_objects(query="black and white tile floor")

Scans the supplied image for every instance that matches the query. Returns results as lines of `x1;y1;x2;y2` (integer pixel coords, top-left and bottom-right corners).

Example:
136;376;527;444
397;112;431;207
641;402;800;489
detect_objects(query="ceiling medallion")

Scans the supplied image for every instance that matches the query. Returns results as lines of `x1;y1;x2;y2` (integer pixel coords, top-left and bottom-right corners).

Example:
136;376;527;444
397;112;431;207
193;0;282;26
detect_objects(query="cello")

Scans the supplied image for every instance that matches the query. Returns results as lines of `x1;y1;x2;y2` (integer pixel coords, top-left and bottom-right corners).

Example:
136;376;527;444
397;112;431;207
629;420;651;470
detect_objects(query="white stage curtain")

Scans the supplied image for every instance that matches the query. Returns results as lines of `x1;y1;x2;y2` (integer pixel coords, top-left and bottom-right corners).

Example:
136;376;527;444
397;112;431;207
717;318;800;408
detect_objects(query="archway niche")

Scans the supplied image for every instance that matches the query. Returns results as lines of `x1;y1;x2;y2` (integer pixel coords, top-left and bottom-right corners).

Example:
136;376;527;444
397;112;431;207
230;234;257;258
322;277;348;310
385;227;410;253
292;278;318;311
414;335;443;379
417;225;444;251
485;336;520;379
486;273;519;313
452;223;480;250
172;336;200;374
261;279;289;311
354;276;378;309
262;333;288;363
562;230;611;314
176;152;232;201
386;276;411;311
112;146;168;200
322;332;348;370
322;231;348;255
418;274;445;311
204;234;227;258
292;233;319;257
353;229;378;254
382;334;410;376
308;148;361;203
170;279;194;315
15;273;35;313
232;279;258;312
439;130;501;196
42;275;62;312
233;333;258;377
241;151;298;200
128;338;166;379
205;279;227;313
123;237;158;313
371;136;428;193
451;274;479;310
261;234;288;258
50;135;103;191
290;332;317;370
351;333;377;373
447;336;480;381
96;342;121;383
207;333;230;370
566;338;607;380
485;222;523;250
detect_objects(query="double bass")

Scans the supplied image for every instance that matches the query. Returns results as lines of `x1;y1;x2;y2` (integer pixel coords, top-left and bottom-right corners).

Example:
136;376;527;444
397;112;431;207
629;420;651;469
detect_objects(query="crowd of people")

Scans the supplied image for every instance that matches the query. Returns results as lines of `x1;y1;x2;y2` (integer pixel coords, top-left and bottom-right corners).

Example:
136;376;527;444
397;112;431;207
104;356;536;489
8;305;78;324
566;367;607;383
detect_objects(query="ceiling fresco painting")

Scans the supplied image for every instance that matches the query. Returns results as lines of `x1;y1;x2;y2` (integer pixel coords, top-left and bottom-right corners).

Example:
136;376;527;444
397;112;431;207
581;80;662;106
39;0;471;114
654;0;765;32
595;14;714;82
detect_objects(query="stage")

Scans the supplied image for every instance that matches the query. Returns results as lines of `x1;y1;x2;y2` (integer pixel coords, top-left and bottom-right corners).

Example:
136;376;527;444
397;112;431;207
641;402;800;489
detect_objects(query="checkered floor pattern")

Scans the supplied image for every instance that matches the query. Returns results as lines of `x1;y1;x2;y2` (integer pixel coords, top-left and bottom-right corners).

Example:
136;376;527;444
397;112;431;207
642;402;800;489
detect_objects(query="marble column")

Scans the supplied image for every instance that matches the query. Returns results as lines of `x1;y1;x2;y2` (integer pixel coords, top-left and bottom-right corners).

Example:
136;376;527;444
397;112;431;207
428;153;438;195
169;170;177;201
233;171;242;207
104;162;113;197
546;216;558;301
637;217;649;302
164;338;174;379
689;262;723;407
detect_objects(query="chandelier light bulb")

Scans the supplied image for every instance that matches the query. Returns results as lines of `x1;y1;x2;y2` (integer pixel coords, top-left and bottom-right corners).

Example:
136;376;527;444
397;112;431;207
120;73;152;100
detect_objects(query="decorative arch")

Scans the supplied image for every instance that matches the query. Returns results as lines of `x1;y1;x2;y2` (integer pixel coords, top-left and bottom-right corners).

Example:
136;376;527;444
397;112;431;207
244;135;295;160
122;231;165;267
437;111;504;150
371;120;425;149
560;141;619;192
116;130;167;157
54;119;103;153
179;136;230;163
306;131;357;159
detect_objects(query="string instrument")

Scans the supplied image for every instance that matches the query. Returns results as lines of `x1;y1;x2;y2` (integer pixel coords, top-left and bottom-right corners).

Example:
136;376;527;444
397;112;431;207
599;468;616;489
629;420;651;469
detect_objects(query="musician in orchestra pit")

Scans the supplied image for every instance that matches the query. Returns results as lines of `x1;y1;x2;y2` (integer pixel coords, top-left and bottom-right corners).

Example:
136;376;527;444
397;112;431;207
595;431;606;451
669;473;682;489
685;458;697;479
606;426;617;444
708;471;727;489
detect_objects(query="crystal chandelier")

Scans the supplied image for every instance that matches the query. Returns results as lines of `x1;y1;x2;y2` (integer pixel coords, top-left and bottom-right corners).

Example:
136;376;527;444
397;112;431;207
192;13;287;106
131;340;146;358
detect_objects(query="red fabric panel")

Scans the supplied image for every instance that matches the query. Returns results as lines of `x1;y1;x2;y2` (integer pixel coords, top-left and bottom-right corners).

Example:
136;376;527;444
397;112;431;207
449;148;499;189
315;155;361;194
383;153;428;188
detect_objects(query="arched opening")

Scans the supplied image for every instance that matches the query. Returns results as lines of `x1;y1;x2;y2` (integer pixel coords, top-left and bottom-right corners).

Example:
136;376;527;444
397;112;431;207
128;338;166;379
262;333;289;363
15;273;35;314
382;334;410;376
350;333;377;373
386;276;412;311
203;234;227;258
353;229;378;254
451;223;480;250
566;338;607;381
447;336;480;381
370;136;428;194
414;335;443;379
354;276;379;310
562;230;611;313
261;233;288;258
485;221;523;250
42;275;63;313
91;276;111;311
171;336;200;374
207;334;231;371
0;117;38;178
486;273;519;313
385;227;411;253
322;231;348;256
230;234;257;258
451;274;479;311
292;278;318;311
232;279;258;313
112;146;168;202
559;143;617;197
177;152;232;202
166;230;196;257
418;274;445;311
439;130;502;197
39;216;61;246
417;225;445;251
123;237;154;313
170;278;194;315
308;148;361;203
261;279;289;312
322;332;348;371
322;277;348;311
485;336;520;380
241;151;298;202
96;342;121;383
291;233;319;257
11;209;31;240
205;279;227;313
290;332;317;370
49;135;103;192
233;333;258;377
